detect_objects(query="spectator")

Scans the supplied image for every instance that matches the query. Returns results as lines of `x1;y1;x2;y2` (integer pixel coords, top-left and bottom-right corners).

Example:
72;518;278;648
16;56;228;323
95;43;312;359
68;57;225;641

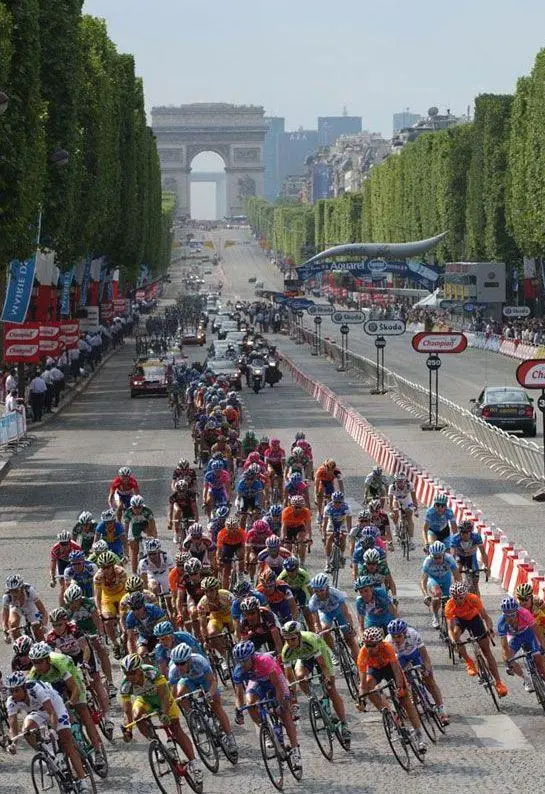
49;362;65;407
41;365;55;413
28;371;47;422
4;389;21;416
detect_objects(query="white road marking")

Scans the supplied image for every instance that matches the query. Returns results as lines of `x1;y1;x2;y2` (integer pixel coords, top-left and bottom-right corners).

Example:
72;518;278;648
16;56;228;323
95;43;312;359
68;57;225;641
495;492;533;506
462;714;532;750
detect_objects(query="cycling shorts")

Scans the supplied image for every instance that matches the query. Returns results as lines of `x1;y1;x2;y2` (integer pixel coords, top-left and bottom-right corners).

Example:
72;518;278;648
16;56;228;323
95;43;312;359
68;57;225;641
394;496;413;511
56;559;71;577
367;662;397;685
178;675;212;694
270;600;292;623
319;608;347;630
25;708;71;731
100;591;124;618
508;627;542;655
9;602;42;625
318;481;334;496
453;614;485;637
207;613;234;634
247;679;290;702
241;496;257;510
291;588;308;608
427;576;452;597
294;655;333;678
285;524;306;542
397;648;424;670
133;695;181;722
219;543;243;563
146;572;170;595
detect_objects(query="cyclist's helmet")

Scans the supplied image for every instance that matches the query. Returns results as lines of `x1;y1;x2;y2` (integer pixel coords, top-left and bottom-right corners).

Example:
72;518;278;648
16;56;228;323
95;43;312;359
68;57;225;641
359;536;377;550
210;460;223;471
309;573;329;590
361;525;380;538
458;520;474;533
127;592;146;610
516;583;534;600
281;620;302;637
248;463;261;475
434;494;448;506
289;472;303;484
260;436;269;445
120;653;142;673
295;431;305;441
270;438;280;447
243;468;256;480
202;576;220;590
232;641;255;662
214;506;230;519
372;466;383;477
233;581;252;598
50;607;68;623
184;558;202;575
269;504;283;517
240;596;260;613
251;519;269;533
92;540;109;555
68;550;85;564
362;627;383;644
449;581;468;598
369;499;382;513
429;541;446;556
188;523;203;538
175;479;189;492
331;491;344;502
259;568;277;586
64;584;83;603
118;467;132;477
283;556;300;572
501;596;519;613
57;530;71;543
363;549;381;565
170;643;193;665
387;619;408;635
289;495;305;508
178;459;190;469
97;551;117;568
291;447;305;459
6;671;27;689
13;636;33;656
358;509;371;522
101;509;115;522
265;535;281;550
78;511;93;524
130;495;145;508
247;452;261;464
145;538;162;553
29;642;51;661
153;621;174;637
225;517;239;530
354;575;376;590
176;551;192;566
125;575;144;593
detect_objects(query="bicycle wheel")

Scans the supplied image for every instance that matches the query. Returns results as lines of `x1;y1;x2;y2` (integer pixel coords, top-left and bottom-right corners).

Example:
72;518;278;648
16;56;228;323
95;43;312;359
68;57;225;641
217;722;239;764
82;759;98;794
188;708;219;773
148;738;182;794
411;683;437;743
259;723;284;791
532;669;545;713
337;640;359;701
476;653;500;712
88;689;113;743
309;697;333;761
382;709;410;772
329;545;341;588
30;753;63;793
213;653;230;686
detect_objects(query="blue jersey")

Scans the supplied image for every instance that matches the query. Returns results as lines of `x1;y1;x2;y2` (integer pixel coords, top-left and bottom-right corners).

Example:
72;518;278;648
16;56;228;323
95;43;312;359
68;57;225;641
95;520;125;556
231;590;267;621
125;604;165;637
355;586;395;627
422;553;458;583
168;652;212;686
450;532;483;561
308;587;346;615
424;507;455;535
63;562;97;598
236;479;264;497
154;632;203;666
324;502;351;529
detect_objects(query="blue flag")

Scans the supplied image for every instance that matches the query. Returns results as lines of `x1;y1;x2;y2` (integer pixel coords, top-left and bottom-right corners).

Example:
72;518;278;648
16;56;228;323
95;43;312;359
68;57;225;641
59;267;74;317
1;257;36;324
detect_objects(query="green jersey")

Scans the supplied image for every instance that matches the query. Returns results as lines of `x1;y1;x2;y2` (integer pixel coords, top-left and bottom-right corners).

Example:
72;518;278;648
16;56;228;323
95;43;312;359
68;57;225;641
68;597;98;636
71;522;97;555
281;631;333;674
28;651;85;701
119;664;165;707
356;561;390;587
277;567;311;599
123;506;154;540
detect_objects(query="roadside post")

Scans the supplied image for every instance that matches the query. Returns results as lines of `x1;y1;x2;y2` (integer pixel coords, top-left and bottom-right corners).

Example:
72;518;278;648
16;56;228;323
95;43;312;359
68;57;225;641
363;319;406;395
411;331;468;431
331;311;365;372
307;303;333;356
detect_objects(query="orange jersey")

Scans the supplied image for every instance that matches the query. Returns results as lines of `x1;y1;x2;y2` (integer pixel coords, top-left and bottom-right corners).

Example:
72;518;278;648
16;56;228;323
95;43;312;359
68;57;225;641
444;592;483;622
216;528;246;549
357;641;397;673
281;506;312;527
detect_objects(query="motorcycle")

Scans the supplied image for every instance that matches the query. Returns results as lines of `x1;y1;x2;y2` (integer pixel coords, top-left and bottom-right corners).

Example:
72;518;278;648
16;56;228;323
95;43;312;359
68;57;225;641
250;358;266;393
264;358;282;387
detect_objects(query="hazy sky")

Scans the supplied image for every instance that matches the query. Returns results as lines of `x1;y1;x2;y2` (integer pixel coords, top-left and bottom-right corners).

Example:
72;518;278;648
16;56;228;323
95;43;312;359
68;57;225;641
82;0;545;217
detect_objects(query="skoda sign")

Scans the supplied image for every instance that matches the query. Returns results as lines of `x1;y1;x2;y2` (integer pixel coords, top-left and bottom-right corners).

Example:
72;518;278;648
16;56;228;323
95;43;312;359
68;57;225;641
363;319;406;336
331;310;366;325
307;304;334;316
503;305;531;318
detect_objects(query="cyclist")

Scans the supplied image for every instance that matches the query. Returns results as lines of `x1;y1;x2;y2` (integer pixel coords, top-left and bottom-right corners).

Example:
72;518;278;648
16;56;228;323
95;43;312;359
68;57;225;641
422;493;457;550
169;557;205;638
283;471;311;509
137;538;174;616
497;595;545;692
63;551;97;599
241;429;258;457
197;576;234;662
124;495;157;574
169;479;199;545
49;530;83;605
93;551;127;659
256;568;298;624
216;516;246;589
352;527;387;580
238;597;283;655
71;511;97;557
323;491;351;565
2;575;47;643
63;584;115;697
354;575;397;635
94;508;128;560
515;583;545;647
284;446;311;481
27;643;107;773
235;466;265;528
5;672;90;793
257;534;291;575
11;635;33;672
368;498;393;549
388;472;418;547
264;438;286;497
356;548;397;596
385;618;449;726
314;459;343;521
181;523;213;567
308;574;359;662
168;642;238;756
245;518;273;581
357;626;427;753
281;620;350;742
108;466;139;520
119;653;203;784
264;503;283;537
348;508;372;556
420;541;460;629
125;592;167;656
278;556;316;631
231;581;267;631
152;620;203;677
171;459;198;499
445;581;508;697
281;495;312;563
87;539;120;567
232;640;302;771
363;466;389;504
450;520;489;594
291;432;314;479
203;459;231;518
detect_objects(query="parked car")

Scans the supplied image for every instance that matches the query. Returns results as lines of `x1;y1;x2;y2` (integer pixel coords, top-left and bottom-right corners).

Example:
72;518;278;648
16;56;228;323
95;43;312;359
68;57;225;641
470;386;536;437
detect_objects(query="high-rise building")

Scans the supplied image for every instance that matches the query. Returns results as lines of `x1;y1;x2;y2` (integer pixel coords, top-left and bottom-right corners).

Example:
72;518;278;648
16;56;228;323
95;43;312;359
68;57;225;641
263;116;285;201
393;110;422;134
317;116;362;146
278;128;318;189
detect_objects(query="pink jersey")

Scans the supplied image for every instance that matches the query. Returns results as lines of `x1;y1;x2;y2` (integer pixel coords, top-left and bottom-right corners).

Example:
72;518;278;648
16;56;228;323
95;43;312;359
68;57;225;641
246;528;272;550
264;446;285;463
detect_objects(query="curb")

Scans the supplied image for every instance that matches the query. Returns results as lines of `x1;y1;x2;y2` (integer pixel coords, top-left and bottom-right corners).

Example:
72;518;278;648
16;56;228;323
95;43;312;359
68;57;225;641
0;459;11;483
280;352;543;601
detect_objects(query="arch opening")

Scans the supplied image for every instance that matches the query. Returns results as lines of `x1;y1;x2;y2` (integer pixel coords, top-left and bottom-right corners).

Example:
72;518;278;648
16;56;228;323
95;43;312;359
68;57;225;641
190;151;226;221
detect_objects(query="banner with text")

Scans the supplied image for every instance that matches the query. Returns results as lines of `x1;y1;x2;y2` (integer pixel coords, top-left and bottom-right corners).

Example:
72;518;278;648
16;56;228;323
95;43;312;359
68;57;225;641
3;322;41;363
0;257;37;324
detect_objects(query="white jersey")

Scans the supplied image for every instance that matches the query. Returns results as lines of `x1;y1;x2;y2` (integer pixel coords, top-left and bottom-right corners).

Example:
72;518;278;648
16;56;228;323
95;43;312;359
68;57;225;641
2;584;38;609
385;626;424;658
388;482;412;501
6;680;69;723
138;551;173;578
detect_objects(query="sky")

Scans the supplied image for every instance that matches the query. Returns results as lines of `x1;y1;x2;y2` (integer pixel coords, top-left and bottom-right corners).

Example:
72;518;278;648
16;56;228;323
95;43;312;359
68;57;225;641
83;0;545;217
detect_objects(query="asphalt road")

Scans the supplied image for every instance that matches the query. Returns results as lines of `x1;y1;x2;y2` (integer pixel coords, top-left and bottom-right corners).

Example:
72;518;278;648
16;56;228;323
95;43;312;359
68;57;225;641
0;241;543;792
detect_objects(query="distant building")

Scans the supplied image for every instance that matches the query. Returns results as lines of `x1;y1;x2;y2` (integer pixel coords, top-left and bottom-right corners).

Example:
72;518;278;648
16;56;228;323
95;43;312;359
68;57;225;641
317;116;362;146
263;116;285;201
278;128;318;189
279;174;308;202
393;110;422;134
391;107;468;153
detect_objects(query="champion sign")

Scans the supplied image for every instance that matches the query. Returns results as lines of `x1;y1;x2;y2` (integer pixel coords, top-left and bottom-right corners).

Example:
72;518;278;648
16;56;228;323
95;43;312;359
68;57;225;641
516;359;545;389
411;332;468;354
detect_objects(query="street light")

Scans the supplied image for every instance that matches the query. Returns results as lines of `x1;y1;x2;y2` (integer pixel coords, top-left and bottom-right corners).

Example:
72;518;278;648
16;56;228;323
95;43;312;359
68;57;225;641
0;91;8;115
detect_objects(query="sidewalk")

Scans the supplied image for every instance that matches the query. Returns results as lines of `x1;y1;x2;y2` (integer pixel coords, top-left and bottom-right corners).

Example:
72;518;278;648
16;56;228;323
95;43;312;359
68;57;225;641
276;332;545;570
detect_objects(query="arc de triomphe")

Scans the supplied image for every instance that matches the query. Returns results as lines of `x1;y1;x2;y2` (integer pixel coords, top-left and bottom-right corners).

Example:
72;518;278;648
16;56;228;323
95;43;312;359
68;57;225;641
151;103;267;218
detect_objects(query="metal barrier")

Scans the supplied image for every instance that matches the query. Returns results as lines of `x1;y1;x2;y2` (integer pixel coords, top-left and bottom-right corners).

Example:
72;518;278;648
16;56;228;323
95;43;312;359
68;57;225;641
0;407;28;451
289;318;545;487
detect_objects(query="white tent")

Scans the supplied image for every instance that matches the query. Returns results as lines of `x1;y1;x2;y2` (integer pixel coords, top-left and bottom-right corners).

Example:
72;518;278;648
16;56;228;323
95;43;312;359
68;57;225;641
413;288;442;308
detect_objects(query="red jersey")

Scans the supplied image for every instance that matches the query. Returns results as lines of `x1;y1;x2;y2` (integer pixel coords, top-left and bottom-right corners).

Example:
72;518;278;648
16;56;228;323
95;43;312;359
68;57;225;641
50;540;82;563
110;475;139;496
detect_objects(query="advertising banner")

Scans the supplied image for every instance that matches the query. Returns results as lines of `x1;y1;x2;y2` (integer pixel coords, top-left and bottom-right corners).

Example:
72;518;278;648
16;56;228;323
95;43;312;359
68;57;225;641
59;267;74;317
79;256;92;307
0;257;37;324
39;323;61;357
59;319;79;350
3;321;41;363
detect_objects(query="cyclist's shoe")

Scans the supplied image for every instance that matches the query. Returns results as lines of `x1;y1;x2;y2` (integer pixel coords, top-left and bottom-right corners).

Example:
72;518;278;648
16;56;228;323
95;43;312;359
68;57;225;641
224;733;238;755
187;759;203;784
104;718;115;739
388;541;394;552
291;702;300;721
324;564;332;574
436;705;450;725
431;615;439;629
465;658;477;677
107;682;117;698
415;733;427;753
524;677;535;693
93;751;107;774
495;680;508;698
409;541;416;551
289;746;302;771
112;643;122;660
331;651;339;666
264;733;274;751
76;780;90;793
340;722;351;741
